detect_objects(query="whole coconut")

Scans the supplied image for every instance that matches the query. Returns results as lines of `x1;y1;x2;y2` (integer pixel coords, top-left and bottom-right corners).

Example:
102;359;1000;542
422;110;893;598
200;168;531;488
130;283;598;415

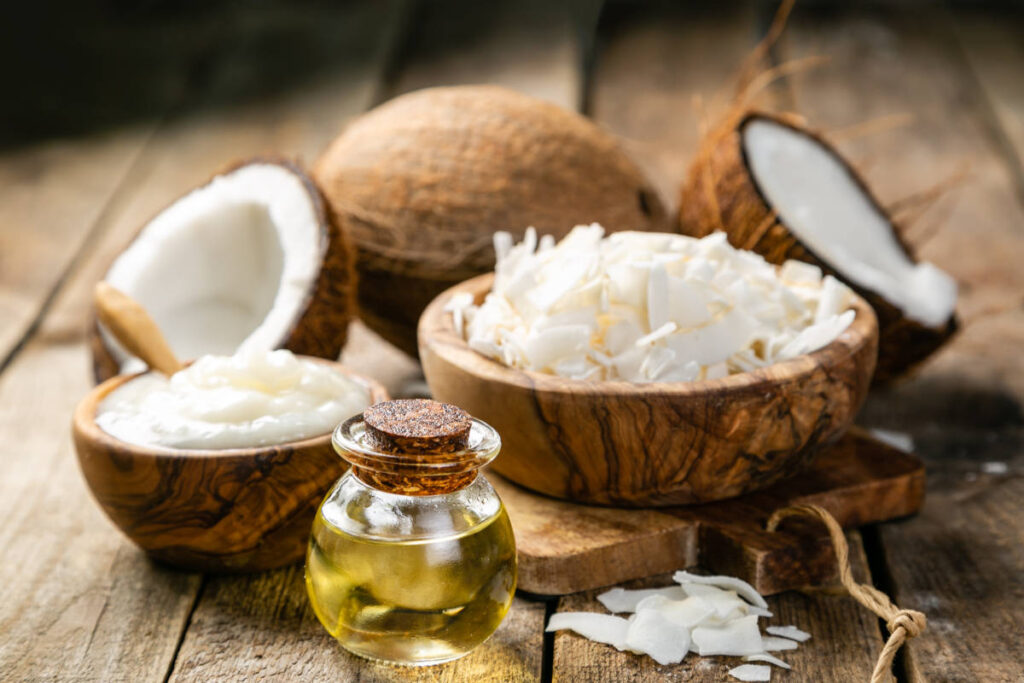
314;85;672;357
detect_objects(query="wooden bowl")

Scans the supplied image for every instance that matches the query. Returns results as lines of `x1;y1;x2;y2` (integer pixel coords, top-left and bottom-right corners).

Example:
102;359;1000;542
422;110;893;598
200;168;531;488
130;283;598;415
72;359;388;572
419;274;878;507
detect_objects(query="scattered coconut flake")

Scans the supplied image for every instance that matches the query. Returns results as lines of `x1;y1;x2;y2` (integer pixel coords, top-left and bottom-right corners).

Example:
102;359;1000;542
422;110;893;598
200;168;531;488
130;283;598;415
546;612;630;650
676;584;748;621
766;625;811;642
728;664;772;682
597;586;687;613
551;571;814;675
451;225;856;382
625;607;691;665
636;594;717;629
982;461;1008;475
674;570;769;609
444;292;474;337
744;653;792;669
868;428;914;453
761;636;799;651
692;615;764;656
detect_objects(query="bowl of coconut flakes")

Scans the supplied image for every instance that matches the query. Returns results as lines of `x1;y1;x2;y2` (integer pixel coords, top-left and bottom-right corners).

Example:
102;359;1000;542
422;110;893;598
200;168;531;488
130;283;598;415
418;224;878;506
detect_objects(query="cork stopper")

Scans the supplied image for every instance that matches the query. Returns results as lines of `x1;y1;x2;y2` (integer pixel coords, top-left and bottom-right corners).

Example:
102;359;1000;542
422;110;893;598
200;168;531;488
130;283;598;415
363;399;471;454
349;399;479;495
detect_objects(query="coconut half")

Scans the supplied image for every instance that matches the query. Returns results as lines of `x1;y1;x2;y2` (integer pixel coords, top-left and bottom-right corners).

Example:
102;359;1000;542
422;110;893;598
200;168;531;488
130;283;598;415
91;160;354;381
314;85;672;358
679;112;957;383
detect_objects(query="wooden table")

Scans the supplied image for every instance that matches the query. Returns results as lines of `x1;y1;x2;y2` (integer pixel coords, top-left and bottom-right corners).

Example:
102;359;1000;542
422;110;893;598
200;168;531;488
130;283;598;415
2;2;1022;681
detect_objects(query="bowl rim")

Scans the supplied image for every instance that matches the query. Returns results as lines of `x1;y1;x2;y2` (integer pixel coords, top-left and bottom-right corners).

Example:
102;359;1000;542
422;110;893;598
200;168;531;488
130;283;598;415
72;356;390;459
419;272;879;395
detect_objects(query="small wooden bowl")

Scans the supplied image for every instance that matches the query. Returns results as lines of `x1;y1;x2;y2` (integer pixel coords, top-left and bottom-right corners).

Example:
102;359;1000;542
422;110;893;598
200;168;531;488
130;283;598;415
72;359;388;572
419;274;878;507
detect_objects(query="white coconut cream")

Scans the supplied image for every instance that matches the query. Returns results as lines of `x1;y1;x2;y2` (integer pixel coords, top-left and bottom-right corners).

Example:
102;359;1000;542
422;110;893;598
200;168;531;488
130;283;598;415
96;349;370;450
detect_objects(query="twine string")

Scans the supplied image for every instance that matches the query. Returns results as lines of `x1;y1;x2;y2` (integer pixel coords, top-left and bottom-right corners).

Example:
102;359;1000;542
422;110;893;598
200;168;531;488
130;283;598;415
766;504;927;683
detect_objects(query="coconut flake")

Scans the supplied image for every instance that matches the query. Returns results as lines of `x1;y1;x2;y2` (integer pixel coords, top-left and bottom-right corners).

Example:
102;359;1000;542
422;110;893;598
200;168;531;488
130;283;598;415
624;607;691;665
635;594;718;629
744;653;792;669
546;612;631;650
766;625;811;642
674;571;769;610
691;615;764;656
761;636;799;651
597;586;687;613
728;664;772;682
454;225;856;383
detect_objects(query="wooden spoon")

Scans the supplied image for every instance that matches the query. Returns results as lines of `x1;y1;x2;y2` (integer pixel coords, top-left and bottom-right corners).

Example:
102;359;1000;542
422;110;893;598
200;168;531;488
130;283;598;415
93;282;184;376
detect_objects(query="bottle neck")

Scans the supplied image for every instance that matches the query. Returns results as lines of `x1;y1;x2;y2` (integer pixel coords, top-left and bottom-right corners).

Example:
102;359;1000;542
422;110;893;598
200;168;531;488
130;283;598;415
333;414;501;497
351;464;479;496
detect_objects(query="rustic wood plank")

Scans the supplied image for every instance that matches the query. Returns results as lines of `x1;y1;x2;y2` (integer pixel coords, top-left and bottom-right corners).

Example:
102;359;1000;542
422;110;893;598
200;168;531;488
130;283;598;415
951;8;1024;199
589;0;759;212
167;6;583;680
571;5;889;681
390;0;581;110
782;4;1024;396
551;553;880;682
493;431;924;596
0;5;406;681
876;432;1024;683
0;127;153;366
781;5;1024;681
168;565;546;682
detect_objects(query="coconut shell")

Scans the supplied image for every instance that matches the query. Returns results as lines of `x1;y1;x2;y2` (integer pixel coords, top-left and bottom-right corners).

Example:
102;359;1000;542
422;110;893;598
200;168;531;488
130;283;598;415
678;111;957;384
313;85;672;357
90;159;355;383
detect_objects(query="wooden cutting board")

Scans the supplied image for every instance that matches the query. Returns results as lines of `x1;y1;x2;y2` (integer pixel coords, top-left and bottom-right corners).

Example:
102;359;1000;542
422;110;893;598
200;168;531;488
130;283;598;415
493;428;924;596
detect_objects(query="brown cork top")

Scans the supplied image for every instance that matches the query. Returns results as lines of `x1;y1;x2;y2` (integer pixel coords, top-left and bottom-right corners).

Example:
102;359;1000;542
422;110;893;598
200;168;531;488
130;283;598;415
338;399;493;495
363;399;472;454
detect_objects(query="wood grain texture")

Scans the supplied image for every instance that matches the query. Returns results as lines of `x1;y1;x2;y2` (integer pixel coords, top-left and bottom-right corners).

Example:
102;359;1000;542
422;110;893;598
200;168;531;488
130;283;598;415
551;560;883;682
780;5;1024;681
951;8;1024;201
168;564;547;682
391;0;582;110
781;4;1024;397
589;0;759;212
0;126;152;364
494;429;923;596
678;111;958;384
0;342;202;683
874;432;1024;683
420;273;878;506
0;3;407;679
72;362;387;572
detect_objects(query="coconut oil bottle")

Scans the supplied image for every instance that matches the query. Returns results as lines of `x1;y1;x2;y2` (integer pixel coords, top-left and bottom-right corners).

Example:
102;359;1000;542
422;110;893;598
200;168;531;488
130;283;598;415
306;400;517;665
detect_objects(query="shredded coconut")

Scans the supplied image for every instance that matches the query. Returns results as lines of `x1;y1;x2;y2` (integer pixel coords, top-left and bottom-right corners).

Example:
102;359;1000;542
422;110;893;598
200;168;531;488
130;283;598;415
451;225;855;382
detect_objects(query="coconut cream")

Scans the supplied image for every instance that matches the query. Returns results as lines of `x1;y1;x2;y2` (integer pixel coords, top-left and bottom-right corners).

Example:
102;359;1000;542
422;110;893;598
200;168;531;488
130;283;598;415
96;349;370;450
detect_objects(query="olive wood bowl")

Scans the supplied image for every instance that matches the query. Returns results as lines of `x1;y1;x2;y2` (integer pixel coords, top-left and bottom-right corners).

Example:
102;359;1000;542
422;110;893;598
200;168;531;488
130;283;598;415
419;273;878;507
72;359;388;572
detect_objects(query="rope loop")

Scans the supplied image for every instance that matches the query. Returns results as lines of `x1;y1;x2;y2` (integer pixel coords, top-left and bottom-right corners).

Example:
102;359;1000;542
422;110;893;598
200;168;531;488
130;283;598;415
767;503;927;683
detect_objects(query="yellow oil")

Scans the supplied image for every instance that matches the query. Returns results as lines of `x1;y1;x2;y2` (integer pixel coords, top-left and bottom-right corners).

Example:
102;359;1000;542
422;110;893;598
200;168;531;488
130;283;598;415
305;505;517;665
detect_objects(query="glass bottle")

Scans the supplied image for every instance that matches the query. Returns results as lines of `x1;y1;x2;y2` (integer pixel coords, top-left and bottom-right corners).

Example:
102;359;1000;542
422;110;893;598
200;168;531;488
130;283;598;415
305;399;517;666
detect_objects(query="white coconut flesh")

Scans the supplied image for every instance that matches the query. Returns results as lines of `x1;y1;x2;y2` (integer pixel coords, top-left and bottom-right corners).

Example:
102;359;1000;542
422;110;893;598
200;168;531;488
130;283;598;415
742;118;956;328
103;163;323;373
